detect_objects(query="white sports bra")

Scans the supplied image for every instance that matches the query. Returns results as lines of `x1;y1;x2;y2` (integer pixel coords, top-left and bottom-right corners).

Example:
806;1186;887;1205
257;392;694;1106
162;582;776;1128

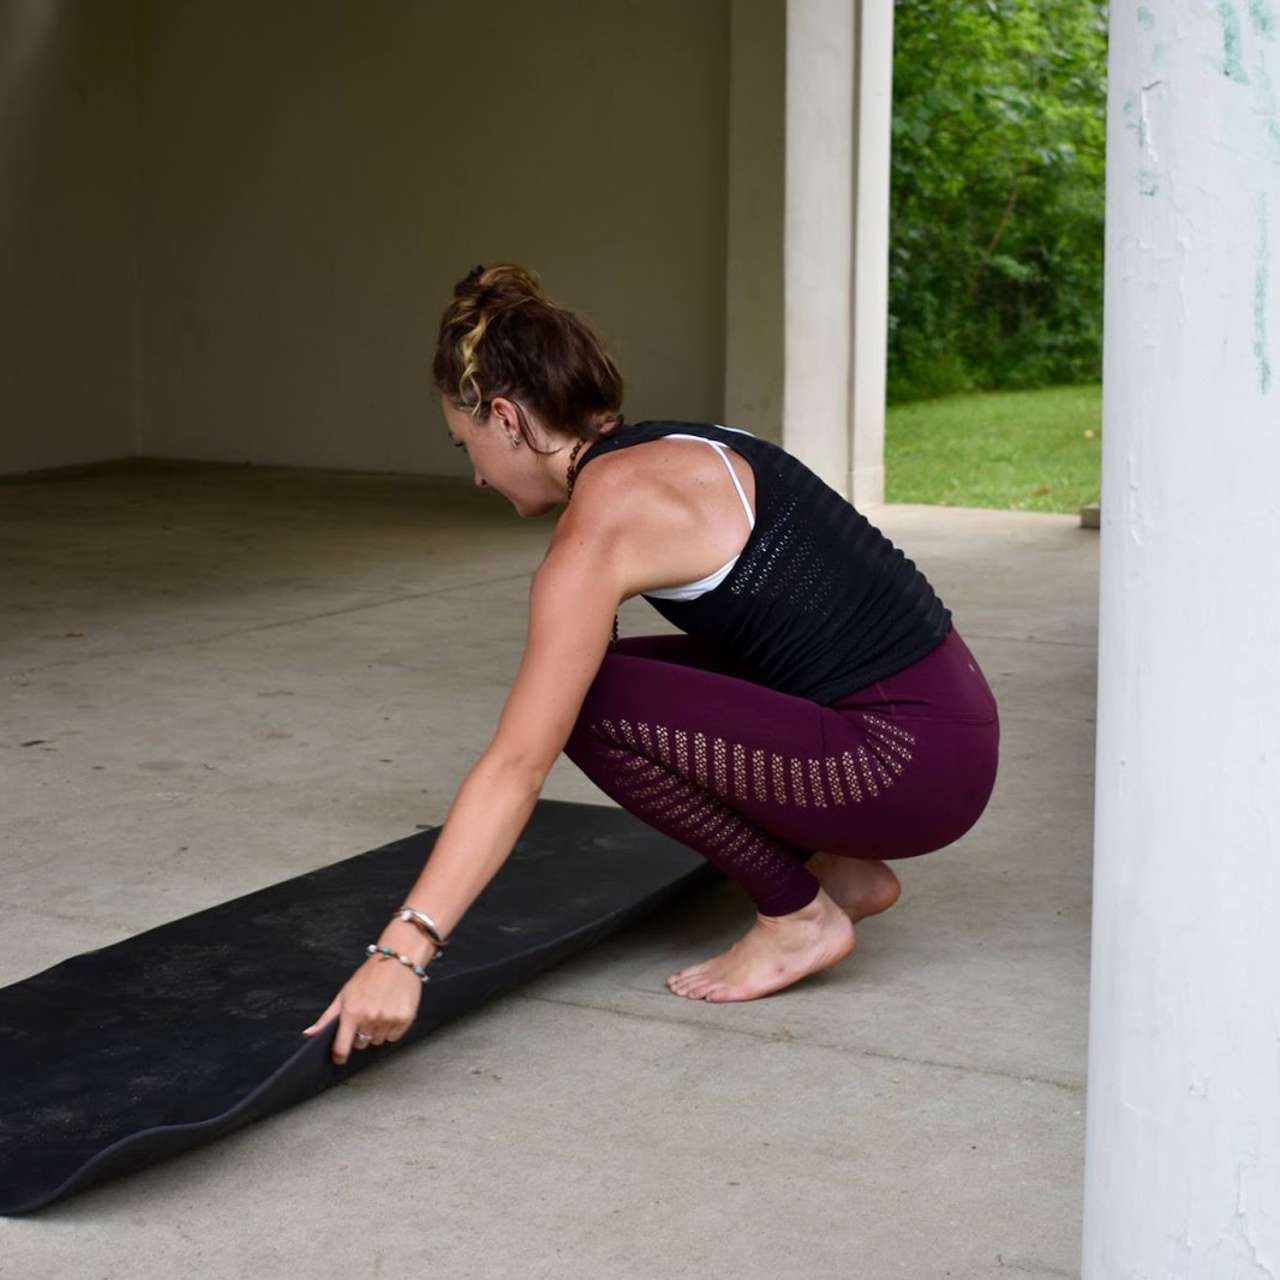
645;427;757;601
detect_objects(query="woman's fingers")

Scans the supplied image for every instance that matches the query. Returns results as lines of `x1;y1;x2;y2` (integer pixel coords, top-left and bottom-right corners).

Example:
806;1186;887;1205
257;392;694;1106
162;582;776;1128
308;962;423;1061
333;1008;364;1064
301;993;342;1036
335;1013;394;1061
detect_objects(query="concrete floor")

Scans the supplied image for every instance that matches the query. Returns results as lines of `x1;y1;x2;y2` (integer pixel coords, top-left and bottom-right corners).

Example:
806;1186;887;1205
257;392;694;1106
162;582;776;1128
0;461;1097;1278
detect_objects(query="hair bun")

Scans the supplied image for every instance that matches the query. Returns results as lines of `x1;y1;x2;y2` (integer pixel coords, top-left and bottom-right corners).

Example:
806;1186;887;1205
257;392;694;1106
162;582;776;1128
433;262;624;432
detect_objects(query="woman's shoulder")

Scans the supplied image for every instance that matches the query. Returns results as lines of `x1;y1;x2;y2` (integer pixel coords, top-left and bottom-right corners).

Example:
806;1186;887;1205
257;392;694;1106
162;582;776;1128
560;422;758;600
561;428;657;528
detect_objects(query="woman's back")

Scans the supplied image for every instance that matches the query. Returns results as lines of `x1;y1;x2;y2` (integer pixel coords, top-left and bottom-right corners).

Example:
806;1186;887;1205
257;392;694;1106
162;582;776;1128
572;419;952;705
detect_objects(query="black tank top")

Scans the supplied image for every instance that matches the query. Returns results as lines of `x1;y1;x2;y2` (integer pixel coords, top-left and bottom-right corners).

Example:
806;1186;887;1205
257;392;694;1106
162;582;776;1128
575;419;952;705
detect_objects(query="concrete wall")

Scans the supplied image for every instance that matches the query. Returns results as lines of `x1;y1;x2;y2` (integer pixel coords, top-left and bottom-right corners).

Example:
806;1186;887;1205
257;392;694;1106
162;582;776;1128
0;1;139;475
2;0;731;478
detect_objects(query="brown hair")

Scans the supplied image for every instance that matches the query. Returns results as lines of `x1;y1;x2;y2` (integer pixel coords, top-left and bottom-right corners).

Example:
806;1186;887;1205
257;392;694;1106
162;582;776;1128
432;263;626;456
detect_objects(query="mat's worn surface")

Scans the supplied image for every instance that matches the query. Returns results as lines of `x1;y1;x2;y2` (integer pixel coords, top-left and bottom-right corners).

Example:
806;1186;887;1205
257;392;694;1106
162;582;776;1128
0;799;718;1215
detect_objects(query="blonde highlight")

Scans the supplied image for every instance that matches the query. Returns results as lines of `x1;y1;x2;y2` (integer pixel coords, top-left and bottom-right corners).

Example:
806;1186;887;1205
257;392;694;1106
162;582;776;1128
433;263;625;453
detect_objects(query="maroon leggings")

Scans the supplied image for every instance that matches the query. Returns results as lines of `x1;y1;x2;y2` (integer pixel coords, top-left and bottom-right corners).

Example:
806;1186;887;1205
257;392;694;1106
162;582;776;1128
562;623;1000;916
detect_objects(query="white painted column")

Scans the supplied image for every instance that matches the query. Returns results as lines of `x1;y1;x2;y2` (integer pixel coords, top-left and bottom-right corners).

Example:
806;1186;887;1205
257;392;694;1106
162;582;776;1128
725;0;891;505
725;0;786;441
782;0;854;494
1083;3;1280;1274
849;0;893;508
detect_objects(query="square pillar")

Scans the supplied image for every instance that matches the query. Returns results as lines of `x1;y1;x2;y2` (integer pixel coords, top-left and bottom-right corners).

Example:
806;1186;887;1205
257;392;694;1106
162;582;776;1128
724;0;891;508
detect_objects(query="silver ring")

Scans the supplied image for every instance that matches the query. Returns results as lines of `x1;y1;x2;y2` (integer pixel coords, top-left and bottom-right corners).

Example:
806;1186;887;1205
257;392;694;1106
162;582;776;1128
353;1031;371;1043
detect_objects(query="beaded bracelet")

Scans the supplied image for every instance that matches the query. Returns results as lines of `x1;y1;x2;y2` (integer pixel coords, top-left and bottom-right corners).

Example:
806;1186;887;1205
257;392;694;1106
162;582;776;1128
365;943;430;983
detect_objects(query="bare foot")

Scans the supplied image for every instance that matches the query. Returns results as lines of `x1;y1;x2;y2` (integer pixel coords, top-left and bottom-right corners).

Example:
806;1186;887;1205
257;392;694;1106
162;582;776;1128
665;888;856;1002
806;851;902;923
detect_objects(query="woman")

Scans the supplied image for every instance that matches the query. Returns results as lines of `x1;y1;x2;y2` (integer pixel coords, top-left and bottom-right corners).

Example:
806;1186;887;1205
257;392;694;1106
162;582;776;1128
304;263;1000;1064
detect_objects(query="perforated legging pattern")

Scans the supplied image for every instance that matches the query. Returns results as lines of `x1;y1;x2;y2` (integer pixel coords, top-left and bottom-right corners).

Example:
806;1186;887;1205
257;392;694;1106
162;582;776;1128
591;714;916;809
584;713;825;916
561;631;999;919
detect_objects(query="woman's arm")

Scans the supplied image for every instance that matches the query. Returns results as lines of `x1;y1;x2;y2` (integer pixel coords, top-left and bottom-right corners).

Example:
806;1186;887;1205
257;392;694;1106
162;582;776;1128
307;497;633;1062
376;749;542;965
381;499;635;963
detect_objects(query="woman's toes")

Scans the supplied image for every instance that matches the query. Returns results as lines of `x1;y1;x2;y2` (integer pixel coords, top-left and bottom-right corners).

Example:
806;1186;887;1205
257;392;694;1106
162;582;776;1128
668;968;716;998
669;961;717;993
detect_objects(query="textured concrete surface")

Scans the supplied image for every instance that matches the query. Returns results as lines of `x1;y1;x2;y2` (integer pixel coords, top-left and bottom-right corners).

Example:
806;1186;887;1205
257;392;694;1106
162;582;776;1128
0;462;1096;1277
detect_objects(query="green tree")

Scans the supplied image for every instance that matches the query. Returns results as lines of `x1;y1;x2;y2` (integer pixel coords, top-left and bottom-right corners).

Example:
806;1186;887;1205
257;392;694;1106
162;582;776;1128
888;0;1108;401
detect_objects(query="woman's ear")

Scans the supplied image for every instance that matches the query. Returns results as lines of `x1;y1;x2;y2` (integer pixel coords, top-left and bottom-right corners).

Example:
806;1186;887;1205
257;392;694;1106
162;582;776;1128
491;396;528;448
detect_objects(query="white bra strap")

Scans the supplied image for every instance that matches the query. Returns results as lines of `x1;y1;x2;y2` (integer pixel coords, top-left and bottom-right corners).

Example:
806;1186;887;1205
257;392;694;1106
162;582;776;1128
661;431;757;532
705;441;755;530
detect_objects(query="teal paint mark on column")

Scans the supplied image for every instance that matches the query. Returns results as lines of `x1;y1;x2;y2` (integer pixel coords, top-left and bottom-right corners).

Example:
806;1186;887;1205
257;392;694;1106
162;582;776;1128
1138;5;1155;28
1254;191;1272;394
1249;0;1276;36
1250;48;1280;160
1123;93;1142;150
1152;41;1165;68
1138;169;1160;196
1221;1;1250;81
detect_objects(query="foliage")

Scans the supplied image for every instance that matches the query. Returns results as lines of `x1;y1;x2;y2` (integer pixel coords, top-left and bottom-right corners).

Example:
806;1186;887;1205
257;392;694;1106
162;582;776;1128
888;0;1109;402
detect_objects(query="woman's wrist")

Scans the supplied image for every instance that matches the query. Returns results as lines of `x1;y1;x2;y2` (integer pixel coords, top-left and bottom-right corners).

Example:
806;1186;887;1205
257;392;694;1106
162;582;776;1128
376;918;437;968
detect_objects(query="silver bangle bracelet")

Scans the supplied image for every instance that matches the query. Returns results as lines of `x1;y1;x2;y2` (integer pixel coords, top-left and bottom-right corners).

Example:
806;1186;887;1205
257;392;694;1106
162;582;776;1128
393;905;450;950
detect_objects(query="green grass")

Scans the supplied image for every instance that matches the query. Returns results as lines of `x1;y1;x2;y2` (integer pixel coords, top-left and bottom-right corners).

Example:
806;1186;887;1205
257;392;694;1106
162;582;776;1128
885;383;1102;513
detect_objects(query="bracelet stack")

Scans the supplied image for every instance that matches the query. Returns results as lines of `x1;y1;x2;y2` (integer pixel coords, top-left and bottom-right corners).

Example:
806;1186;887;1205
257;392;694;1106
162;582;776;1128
362;904;452;983
365;943;430;982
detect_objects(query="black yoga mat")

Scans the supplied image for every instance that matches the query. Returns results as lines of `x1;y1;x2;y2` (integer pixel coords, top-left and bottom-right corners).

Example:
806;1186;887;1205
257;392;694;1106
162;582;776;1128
0;798;720;1215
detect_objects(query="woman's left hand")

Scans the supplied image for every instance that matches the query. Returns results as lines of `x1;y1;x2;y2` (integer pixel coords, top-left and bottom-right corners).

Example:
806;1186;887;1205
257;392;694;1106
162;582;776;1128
301;947;425;1064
